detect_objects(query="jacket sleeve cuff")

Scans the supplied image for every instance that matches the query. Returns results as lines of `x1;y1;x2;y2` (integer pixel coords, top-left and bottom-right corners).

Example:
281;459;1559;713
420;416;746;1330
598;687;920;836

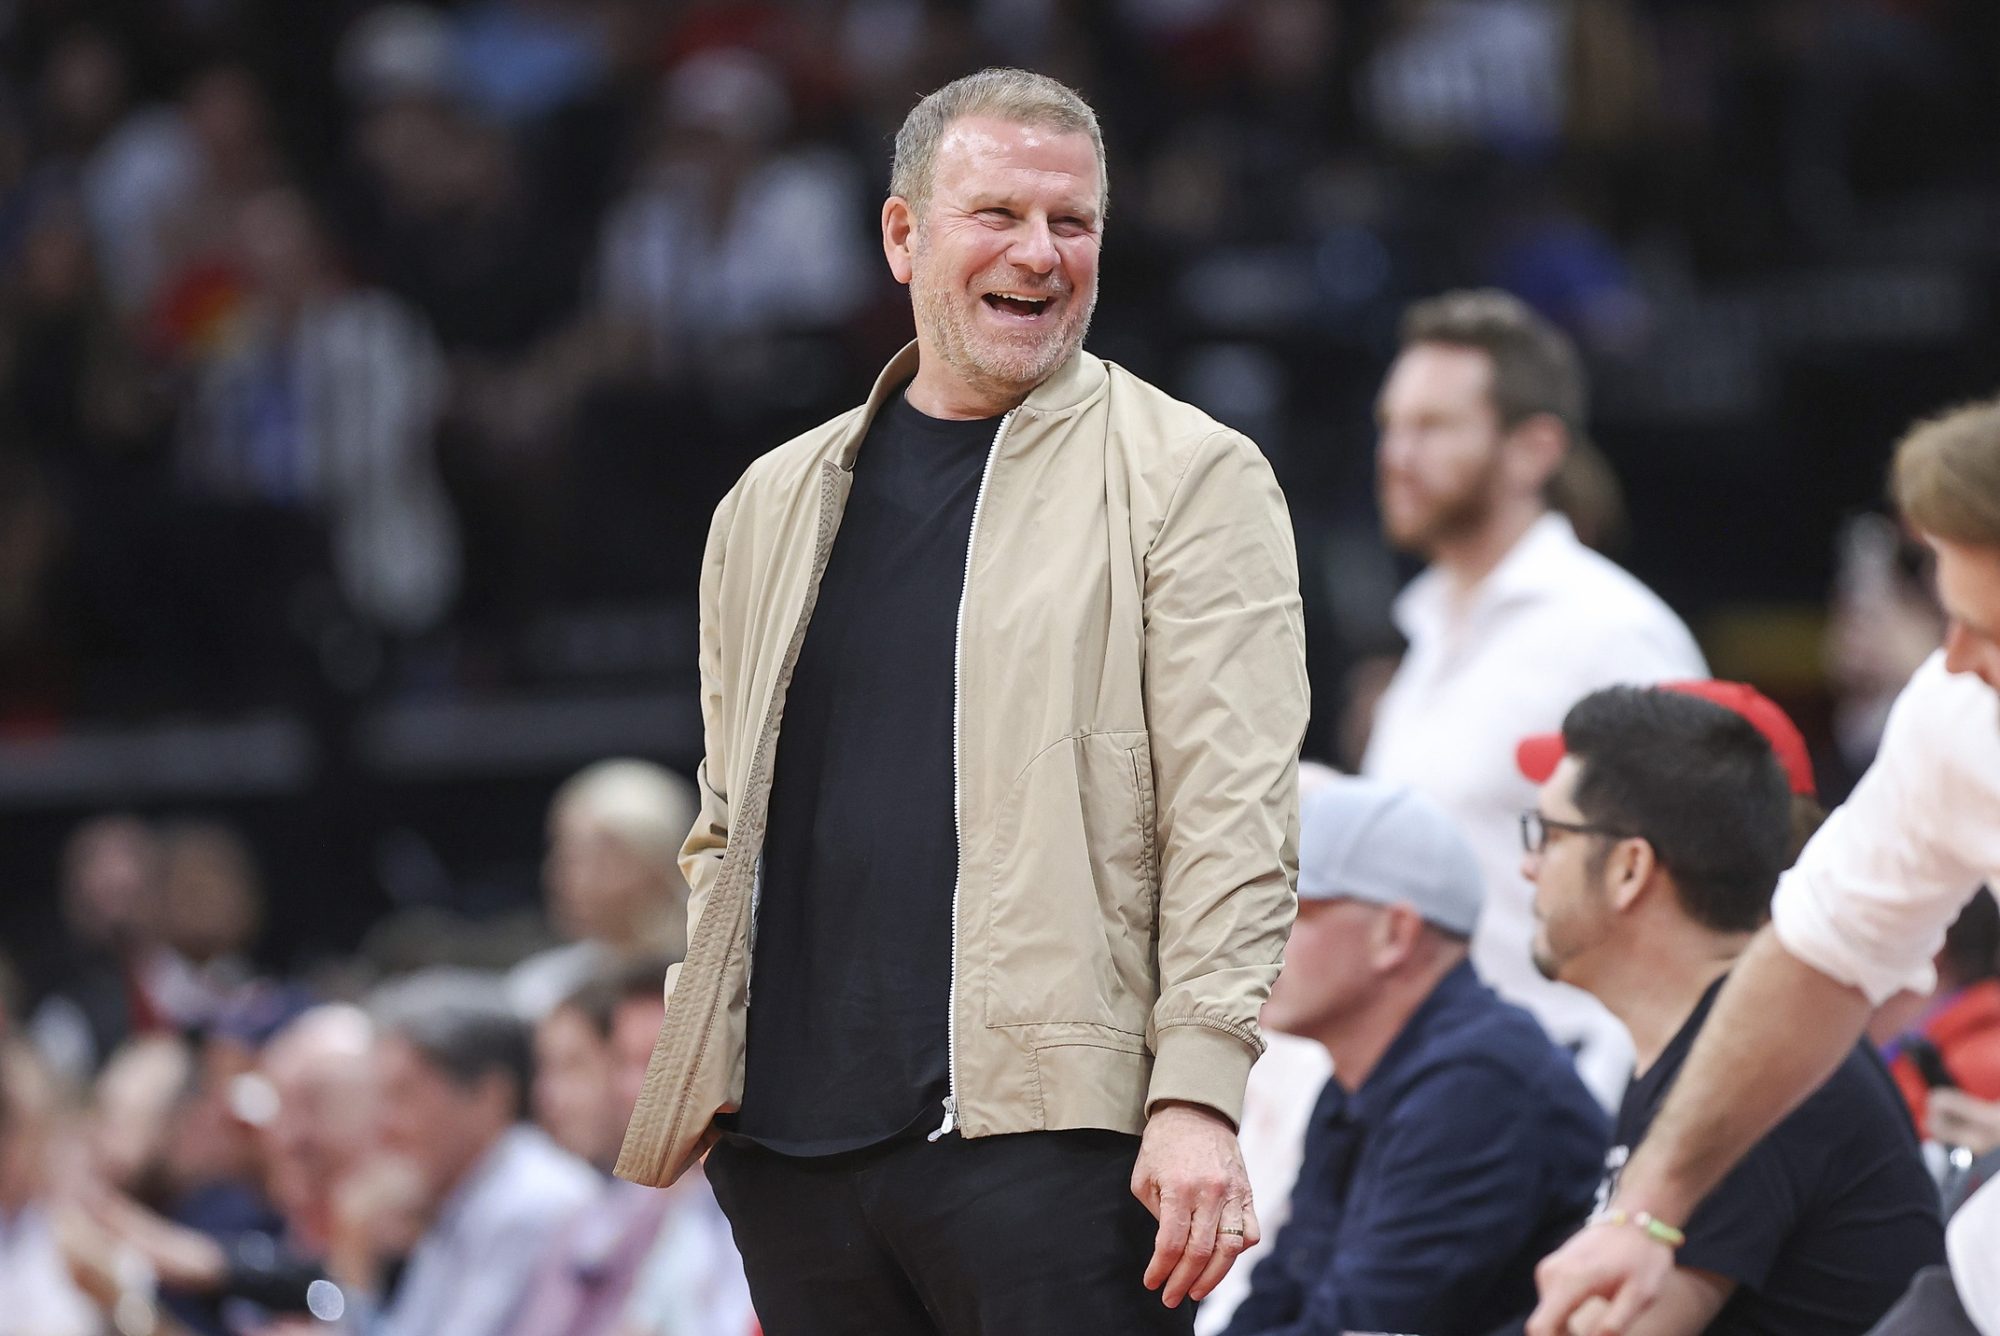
1147;1021;1260;1127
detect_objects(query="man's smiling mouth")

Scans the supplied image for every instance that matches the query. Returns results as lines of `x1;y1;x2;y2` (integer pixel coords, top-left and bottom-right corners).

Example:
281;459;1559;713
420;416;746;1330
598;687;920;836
983;292;1053;317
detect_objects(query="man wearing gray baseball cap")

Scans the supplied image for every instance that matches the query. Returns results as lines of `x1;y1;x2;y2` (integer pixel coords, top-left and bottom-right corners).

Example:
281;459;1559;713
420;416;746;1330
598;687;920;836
1224;776;1607;1336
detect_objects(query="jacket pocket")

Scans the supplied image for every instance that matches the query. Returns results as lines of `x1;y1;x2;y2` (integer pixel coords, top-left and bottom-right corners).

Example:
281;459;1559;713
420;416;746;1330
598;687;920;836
1030;1032;1150;1129
983;731;1158;1037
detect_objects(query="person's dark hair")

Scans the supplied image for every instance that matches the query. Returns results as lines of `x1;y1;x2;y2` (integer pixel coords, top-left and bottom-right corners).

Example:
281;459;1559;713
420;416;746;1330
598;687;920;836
1561;687;1791;934
553;974;620;1041
1399;288;1587;440
553;955;673;1040
370;970;531;1118
610;955;673;1007
1939;890;2000;989
1785;793;1828;868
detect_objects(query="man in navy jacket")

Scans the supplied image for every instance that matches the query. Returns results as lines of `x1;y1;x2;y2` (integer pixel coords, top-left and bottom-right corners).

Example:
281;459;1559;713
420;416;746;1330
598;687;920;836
1225;777;1606;1336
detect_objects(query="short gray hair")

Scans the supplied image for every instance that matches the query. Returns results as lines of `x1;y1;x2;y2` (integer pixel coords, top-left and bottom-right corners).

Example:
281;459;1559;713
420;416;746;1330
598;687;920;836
890;67;1106;217
371;969;530;1115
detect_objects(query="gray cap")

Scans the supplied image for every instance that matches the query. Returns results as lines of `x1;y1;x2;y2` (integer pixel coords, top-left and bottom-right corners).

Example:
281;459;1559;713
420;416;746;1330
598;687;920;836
1298;776;1484;937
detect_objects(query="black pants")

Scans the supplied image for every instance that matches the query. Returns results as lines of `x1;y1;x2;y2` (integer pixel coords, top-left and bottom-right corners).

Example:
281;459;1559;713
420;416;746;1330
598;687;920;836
706;1129;1198;1336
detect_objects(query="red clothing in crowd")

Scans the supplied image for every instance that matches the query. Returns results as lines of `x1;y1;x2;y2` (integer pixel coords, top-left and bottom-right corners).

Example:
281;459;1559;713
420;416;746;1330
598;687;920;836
1890;980;2000;1136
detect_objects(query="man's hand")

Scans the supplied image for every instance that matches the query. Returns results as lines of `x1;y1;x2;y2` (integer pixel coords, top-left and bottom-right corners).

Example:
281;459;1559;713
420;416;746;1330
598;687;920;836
1928;1088;2000;1156
77;1182;230;1292
1528;1220;1675;1336
327;1153;430;1294
1131;1100;1259;1309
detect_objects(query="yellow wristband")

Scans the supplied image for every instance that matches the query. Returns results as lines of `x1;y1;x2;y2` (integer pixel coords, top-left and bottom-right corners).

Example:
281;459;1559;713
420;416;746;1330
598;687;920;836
1596;1208;1685;1249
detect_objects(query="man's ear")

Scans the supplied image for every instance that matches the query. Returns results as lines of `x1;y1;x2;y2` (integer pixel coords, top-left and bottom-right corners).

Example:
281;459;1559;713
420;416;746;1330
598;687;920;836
1605;836;1659;914
1503;412;1568;498
1372;903;1427;971
883;196;916;285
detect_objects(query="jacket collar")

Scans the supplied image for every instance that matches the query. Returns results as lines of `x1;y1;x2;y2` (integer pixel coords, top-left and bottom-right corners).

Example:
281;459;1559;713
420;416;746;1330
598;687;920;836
1340;959;1485;1125
832;341;1109;470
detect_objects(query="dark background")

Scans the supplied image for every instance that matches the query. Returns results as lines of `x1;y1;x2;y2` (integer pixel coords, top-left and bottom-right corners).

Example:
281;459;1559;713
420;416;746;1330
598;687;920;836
2;0;1996;996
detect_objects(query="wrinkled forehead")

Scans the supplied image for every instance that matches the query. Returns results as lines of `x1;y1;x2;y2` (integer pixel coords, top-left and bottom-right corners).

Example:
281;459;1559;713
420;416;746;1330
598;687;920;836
931;115;1103;210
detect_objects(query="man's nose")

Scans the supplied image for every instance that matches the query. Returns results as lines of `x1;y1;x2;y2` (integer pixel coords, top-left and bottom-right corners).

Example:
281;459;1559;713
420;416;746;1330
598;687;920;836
1009;217;1058;273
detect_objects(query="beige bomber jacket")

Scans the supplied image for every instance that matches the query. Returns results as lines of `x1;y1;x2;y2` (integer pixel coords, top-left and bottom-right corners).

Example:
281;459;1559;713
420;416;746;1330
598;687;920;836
616;344;1309;1187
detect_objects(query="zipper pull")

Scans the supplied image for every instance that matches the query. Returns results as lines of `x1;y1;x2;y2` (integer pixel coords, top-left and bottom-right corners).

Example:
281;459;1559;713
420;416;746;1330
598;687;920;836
927;1096;958;1142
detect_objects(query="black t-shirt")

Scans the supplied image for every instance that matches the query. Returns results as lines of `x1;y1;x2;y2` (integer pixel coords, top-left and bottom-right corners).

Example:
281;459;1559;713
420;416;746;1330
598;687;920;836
727;388;1000;1156
1599;976;1945;1334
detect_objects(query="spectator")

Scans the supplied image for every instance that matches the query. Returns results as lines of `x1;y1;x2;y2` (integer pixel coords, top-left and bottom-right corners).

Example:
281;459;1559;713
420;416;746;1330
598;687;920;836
0;1041;97;1336
256;1004;378;1261
510;759;698;1019
602;960;754;1336
507;960;754;1336
594;47;870;373
143;64;288;334
151;820;265;1030
42;28;192;316
531;970;629;1171
1518;684;1944;1332
29;813;169;1082
179;184;459;636
86;1032;193;1204
1362;288;1706;1109
1876;889;2000;1140
1196;763;1339;1336
328;970;598;1336
1824;513;1945;788
54;1004;379;1329
1224;776;1607;1336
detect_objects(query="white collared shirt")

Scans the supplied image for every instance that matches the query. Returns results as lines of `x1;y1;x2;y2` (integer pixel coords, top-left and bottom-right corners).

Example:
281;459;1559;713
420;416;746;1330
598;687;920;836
1363;513;1706;1106
1949;1174;2000;1335
366;1125;601;1336
1769;651;2000;1332
1772;651;2000;1004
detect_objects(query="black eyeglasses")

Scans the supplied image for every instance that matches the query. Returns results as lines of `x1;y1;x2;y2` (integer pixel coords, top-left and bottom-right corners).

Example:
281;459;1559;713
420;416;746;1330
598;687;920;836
1519;810;1634;855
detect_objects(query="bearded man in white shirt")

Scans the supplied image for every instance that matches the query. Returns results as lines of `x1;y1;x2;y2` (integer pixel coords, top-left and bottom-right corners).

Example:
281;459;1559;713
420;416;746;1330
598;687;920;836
1530;396;2000;1336
1362;289;1706;1108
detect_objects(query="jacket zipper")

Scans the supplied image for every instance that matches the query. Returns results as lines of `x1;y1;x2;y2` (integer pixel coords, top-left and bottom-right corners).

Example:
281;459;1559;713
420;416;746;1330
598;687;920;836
744;858;762;1005
930;407;1014;1142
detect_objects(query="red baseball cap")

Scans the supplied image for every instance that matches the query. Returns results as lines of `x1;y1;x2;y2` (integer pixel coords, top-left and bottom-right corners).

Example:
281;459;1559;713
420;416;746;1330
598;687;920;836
1516;679;1817;798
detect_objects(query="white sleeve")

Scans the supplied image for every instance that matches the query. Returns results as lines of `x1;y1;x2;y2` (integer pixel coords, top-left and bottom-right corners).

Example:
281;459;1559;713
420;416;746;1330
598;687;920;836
1948;1176;2000;1335
1771;654;1993;1005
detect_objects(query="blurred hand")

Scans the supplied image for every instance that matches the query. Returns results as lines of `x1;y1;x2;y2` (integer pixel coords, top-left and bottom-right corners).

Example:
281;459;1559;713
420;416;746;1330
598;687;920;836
52;1200;126;1312
1929;1089;2000;1156
327;1153;431;1293
1528;1220;1674;1336
78;1181;229;1292
1132;1102;1259;1309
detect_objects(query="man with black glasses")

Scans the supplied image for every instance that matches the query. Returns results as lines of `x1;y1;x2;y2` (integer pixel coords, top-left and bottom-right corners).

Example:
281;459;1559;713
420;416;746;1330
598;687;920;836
1518;684;1943;1335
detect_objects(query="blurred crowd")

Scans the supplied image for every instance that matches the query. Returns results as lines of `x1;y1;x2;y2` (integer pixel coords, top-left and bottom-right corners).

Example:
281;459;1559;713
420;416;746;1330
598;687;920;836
4;1;2000;1333
1;756;761;1336
0;0;1994;728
